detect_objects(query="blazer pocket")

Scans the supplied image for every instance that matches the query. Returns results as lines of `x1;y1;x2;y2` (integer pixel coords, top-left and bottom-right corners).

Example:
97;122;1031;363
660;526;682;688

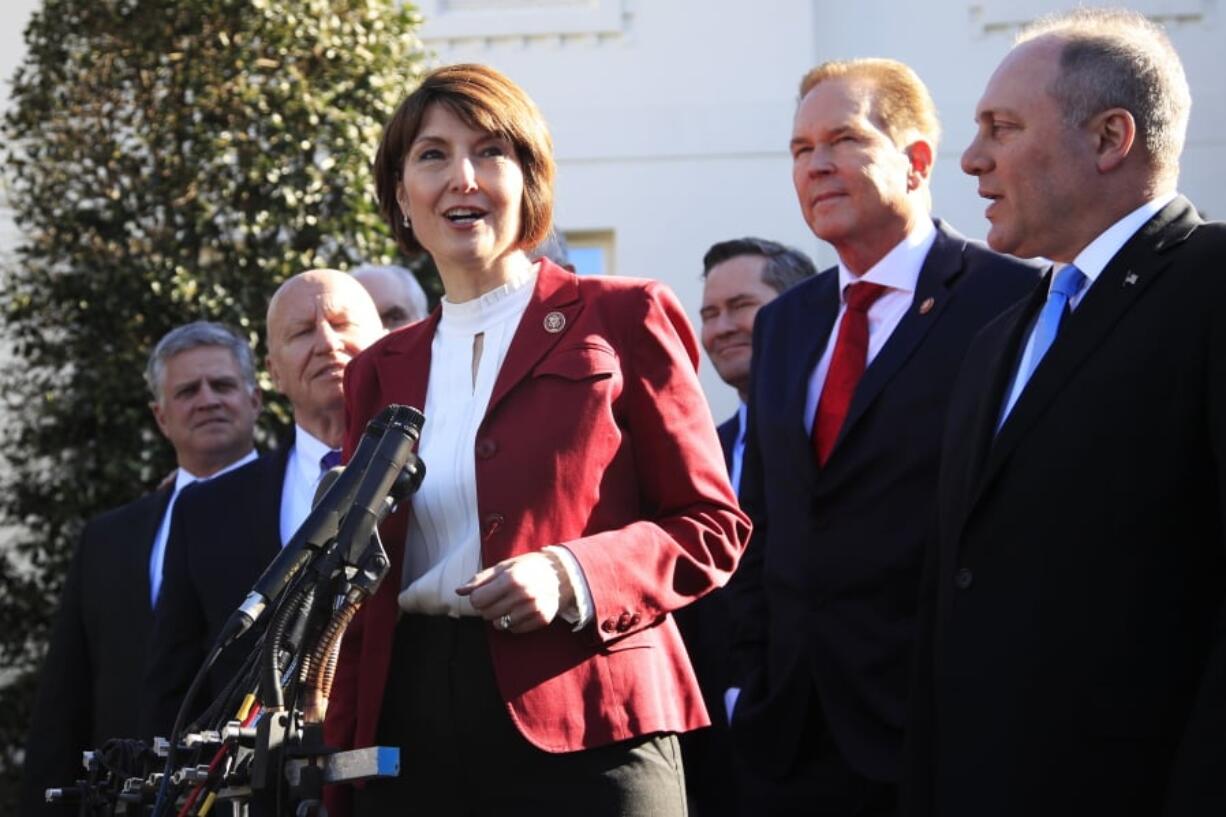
533;341;619;381
601;625;658;653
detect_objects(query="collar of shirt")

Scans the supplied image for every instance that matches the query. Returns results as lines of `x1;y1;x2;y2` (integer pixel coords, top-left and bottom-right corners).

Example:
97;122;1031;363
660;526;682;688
439;263;538;335
149;448;258;606
290;423;334;485
836;216;936;298
174;447;258;494
174;466;203;493
1059;192;1178;306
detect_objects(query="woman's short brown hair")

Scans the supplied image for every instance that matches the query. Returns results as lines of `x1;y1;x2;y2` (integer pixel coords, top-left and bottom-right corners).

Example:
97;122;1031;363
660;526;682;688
374;63;556;255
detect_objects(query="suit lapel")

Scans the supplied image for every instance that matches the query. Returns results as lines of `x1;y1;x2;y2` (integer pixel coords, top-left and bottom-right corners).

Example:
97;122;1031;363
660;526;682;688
834;221;963;454
257;447;293;564
717;414;739;476
372;311;438;415
133;487;174;609
486;260;582;417
787;272;840;451
368;311;438;565
962;287;1046;499
976;197;1200;499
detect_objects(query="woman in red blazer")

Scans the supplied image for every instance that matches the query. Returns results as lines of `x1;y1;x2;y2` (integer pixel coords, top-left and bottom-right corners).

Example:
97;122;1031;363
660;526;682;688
323;64;749;817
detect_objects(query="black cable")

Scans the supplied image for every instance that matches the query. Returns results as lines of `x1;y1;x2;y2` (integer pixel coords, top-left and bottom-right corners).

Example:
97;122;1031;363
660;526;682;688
149;641;223;817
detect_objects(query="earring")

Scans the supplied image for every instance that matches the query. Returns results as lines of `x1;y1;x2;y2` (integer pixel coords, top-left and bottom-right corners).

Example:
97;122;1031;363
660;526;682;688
401;214;411;229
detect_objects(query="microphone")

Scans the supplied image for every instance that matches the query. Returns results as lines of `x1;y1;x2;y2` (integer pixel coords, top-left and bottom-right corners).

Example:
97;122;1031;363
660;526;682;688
215;406;398;649
314;466;343;509
336;405;426;569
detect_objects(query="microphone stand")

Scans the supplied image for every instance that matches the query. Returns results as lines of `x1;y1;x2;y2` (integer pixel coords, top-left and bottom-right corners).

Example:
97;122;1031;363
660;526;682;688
95;405;427;817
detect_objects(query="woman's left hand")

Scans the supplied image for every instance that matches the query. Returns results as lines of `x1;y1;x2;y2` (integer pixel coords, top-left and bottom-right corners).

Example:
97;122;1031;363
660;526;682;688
457;551;576;633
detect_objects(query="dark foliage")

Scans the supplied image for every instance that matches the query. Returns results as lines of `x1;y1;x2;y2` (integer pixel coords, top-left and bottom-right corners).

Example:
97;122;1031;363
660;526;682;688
0;0;425;806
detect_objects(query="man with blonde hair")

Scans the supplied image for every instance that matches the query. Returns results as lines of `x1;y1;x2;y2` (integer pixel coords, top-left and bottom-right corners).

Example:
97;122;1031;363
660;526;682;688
912;8;1226;816
727;59;1037;815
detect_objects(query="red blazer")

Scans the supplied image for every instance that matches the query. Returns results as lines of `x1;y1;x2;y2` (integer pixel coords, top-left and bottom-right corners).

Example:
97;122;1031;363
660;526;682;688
324;260;749;791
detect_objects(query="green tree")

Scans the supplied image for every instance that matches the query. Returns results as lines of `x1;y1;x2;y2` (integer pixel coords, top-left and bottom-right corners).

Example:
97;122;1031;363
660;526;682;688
0;0;426;806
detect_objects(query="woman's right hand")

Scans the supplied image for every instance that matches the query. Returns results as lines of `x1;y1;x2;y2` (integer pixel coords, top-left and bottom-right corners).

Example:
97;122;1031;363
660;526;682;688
456;551;575;633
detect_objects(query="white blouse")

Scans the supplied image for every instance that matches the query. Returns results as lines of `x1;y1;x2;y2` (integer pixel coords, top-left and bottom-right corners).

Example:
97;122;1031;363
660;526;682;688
398;265;537;617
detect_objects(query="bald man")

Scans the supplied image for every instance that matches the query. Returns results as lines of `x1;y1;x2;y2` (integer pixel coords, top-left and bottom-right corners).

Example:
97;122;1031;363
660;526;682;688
353;264;429;330
141;270;385;737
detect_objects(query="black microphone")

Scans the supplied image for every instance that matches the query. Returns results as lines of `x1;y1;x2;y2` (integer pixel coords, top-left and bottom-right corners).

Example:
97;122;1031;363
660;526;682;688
215;406;397;649
314;466;343;509
335;405;426;568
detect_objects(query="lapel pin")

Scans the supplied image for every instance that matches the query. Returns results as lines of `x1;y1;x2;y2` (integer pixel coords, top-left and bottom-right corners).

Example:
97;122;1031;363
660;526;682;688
918;296;935;315
1124;272;1138;286
543;311;566;333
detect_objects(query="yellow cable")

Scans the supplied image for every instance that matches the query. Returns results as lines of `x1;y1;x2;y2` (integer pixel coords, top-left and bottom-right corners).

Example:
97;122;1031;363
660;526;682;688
236;693;257;722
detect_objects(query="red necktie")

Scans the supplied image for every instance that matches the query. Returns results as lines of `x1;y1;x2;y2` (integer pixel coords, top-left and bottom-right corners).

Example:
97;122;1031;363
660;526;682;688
812;282;889;466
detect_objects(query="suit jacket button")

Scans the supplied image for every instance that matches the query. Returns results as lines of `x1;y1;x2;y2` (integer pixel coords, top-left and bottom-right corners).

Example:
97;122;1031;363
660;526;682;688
601;619;616;633
475;438;498;459
954;568;974;590
617;612;632;628
630;613;641;626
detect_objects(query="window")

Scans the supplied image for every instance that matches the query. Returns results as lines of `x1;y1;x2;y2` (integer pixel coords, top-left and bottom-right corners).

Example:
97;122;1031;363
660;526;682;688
564;229;614;276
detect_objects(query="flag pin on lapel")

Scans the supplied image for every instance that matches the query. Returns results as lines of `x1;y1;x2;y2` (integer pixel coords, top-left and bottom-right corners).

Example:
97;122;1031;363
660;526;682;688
918;297;935;315
543;311;566;333
1124;272;1138;286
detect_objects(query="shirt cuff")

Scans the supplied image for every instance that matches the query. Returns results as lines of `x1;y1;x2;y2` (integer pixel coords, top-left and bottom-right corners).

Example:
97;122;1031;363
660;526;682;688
543;545;594;631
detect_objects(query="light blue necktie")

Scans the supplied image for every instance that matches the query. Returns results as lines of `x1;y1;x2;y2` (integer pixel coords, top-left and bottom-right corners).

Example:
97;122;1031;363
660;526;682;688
999;264;1087;426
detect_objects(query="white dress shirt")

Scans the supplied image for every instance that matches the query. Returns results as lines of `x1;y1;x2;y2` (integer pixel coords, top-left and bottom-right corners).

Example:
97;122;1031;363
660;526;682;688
398;264;593;626
998;192;1177;420
279;424;340;547
149;449;257;605
804;218;937;434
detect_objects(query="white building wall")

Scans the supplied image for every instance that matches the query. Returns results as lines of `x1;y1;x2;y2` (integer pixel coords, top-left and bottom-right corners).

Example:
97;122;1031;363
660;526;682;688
418;0;1226;421
0;0;40;257
1;0;1222;423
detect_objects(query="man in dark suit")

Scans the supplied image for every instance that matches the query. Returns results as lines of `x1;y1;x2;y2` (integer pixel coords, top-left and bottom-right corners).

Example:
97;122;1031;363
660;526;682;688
141;269;384;739
912;10;1226;816
20;322;261;816
726;59;1037;816
679;237;815;816
699;238;818;492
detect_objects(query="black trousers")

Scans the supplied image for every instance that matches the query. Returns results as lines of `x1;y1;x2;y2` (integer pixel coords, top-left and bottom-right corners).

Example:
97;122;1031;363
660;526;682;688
354;615;687;817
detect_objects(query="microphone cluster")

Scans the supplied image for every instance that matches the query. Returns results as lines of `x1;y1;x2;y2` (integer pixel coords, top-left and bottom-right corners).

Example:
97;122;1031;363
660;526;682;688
143;404;425;817
219;404;426;650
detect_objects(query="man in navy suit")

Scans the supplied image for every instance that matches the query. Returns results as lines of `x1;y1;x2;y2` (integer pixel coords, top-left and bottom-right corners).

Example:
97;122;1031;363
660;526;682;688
726;59;1038;816
910;10;1226;816
680;237;815;816
699;238;818;493
20;322;261;816
141;269;384;739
